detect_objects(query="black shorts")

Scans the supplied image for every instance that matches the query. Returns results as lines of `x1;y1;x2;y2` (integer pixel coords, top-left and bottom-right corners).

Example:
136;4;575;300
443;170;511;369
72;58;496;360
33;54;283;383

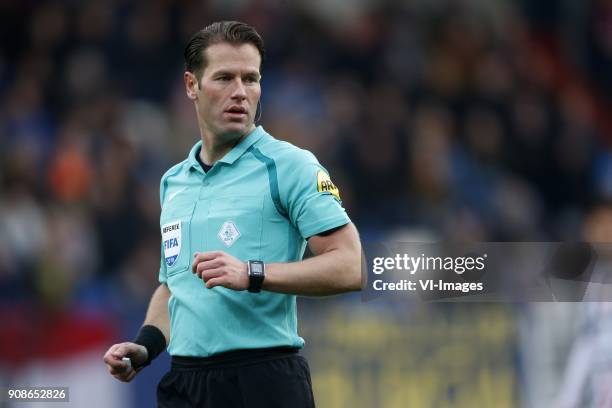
157;347;315;408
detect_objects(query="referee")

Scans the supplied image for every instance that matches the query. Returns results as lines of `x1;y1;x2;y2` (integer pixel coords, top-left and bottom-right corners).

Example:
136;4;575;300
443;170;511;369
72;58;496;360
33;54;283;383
103;21;362;407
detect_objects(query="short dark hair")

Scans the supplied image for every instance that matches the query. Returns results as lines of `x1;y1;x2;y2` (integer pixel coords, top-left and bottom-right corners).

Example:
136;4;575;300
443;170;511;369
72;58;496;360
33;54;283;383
184;21;265;79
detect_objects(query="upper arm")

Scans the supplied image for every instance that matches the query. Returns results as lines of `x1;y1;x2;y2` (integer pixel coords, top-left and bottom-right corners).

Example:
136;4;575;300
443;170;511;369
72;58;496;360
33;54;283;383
279;149;350;238
307;222;361;257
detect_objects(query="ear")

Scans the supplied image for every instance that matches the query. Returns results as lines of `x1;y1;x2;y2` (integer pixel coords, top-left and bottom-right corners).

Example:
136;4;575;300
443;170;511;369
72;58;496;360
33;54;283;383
184;72;199;100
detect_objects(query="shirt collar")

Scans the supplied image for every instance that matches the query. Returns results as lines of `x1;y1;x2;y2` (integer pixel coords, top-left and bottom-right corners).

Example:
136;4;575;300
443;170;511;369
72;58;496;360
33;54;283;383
218;125;266;165
187;126;267;171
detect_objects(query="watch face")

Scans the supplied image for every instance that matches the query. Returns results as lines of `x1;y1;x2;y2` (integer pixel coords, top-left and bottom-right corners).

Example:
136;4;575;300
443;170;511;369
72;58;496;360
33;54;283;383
251;263;263;274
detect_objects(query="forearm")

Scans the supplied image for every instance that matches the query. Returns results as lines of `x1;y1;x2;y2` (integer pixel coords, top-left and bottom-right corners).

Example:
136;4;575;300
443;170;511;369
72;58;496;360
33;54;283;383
193;223;363;296
143;284;171;344
263;238;362;296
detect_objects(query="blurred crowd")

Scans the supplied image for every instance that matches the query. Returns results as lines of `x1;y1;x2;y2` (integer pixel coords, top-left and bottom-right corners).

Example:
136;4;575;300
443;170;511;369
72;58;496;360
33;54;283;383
3;0;612;304
2;0;612;406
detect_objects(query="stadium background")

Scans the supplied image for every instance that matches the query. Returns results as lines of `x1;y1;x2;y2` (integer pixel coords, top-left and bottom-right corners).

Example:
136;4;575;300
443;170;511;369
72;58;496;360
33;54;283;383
1;0;612;406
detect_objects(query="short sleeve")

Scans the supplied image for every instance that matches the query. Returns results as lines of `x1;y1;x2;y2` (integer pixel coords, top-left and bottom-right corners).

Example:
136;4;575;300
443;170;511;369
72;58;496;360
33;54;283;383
157;161;187;284
159;257;168;284
280;150;350;238
158;174;168;284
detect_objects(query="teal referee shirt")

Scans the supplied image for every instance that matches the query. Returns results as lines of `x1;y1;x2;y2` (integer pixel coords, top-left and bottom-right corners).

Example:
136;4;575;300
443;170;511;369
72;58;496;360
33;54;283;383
158;126;350;357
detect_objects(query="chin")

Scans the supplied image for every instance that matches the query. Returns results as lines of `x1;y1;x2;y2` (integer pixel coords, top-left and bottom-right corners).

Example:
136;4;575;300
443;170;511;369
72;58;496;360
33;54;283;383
229;120;255;132
219;123;252;139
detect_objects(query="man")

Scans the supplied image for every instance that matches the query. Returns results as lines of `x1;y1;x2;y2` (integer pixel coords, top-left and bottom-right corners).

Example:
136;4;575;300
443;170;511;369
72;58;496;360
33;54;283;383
103;21;362;407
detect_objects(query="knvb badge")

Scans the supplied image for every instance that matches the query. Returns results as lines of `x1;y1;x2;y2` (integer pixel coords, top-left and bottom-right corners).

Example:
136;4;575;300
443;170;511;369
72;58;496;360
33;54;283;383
218;221;241;247
162;220;182;267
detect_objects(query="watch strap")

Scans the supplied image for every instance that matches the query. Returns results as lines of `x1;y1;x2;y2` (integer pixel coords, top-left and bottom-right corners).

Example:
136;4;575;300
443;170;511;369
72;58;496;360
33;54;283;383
247;260;265;293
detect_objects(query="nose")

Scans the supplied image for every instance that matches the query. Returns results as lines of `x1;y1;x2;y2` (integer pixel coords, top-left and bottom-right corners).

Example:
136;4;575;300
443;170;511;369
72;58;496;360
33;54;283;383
230;78;247;100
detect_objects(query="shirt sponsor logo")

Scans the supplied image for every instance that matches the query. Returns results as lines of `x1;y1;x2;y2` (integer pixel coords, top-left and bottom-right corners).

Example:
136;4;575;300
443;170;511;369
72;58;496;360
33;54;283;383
218;221;241;247
317;170;341;200
162;220;181;267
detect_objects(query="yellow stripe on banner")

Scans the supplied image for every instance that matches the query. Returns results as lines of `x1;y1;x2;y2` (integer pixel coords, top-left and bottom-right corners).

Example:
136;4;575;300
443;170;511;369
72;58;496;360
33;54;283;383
317;170;341;200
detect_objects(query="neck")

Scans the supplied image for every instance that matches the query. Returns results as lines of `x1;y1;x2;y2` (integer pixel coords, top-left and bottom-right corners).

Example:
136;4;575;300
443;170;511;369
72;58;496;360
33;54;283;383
198;124;256;165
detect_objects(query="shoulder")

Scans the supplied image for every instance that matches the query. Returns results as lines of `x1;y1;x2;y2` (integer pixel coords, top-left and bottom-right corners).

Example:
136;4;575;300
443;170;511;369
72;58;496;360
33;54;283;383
159;159;189;204
161;159;189;185
254;134;319;169
253;133;334;199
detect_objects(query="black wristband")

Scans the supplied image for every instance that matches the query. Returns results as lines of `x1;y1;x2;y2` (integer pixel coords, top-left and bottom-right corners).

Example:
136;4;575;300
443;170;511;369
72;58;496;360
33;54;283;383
133;325;166;368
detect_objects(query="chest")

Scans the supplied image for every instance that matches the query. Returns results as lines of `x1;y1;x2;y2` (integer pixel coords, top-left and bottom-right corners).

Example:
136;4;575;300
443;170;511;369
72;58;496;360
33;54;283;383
159;164;288;277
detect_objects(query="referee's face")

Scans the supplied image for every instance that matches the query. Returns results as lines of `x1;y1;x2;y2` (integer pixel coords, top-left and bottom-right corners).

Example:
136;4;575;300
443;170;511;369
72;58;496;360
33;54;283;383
192;42;262;141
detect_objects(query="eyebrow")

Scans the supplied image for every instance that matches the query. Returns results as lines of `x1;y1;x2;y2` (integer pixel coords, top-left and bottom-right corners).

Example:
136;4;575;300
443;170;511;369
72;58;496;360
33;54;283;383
211;69;260;78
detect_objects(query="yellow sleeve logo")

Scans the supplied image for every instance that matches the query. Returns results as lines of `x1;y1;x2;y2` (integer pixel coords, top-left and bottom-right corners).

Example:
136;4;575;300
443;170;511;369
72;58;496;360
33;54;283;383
317;170;341;201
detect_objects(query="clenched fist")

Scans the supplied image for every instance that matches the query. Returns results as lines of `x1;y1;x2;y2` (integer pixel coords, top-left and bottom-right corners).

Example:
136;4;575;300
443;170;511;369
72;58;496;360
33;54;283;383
192;251;248;290
103;342;148;382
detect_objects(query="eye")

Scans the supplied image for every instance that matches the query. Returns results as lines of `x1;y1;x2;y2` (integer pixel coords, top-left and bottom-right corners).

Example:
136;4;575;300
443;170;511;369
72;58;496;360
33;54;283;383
244;76;259;84
216;75;231;81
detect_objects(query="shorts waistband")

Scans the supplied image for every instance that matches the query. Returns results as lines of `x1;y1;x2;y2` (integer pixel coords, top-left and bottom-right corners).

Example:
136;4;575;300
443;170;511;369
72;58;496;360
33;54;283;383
171;347;300;370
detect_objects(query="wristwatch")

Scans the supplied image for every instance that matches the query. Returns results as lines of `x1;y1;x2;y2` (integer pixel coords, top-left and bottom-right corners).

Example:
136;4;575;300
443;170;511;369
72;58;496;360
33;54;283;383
247;260;265;293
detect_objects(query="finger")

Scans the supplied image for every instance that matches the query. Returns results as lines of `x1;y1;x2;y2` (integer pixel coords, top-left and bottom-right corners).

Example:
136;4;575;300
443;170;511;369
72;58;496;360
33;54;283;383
197;251;224;263
192;252;221;272
205;277;226;289
196;260;224;277
107;360;123;371
125;370;137;382
115;363;138;382
111;343;131;359
104;347;125;368
192;251;226;273
108;360;131;375
104;343;123;358
200;258;224;272
111;343;139;363
107;355;131;372
103;348;117;364
201;268;224;282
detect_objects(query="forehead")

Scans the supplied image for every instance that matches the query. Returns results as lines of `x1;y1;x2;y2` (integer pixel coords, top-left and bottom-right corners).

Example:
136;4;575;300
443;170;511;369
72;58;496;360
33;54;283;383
202;42;261;75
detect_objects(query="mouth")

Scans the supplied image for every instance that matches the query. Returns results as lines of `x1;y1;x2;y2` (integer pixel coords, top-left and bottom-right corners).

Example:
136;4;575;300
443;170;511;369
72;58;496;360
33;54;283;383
224;106;248;117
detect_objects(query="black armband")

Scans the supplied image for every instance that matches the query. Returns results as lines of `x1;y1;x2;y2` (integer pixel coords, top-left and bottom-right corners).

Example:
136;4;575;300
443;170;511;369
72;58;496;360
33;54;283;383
133;325;166;368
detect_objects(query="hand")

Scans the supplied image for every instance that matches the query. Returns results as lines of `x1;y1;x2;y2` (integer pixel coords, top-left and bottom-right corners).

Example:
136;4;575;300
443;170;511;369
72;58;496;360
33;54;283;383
192;251;248;290
103;342;148;382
